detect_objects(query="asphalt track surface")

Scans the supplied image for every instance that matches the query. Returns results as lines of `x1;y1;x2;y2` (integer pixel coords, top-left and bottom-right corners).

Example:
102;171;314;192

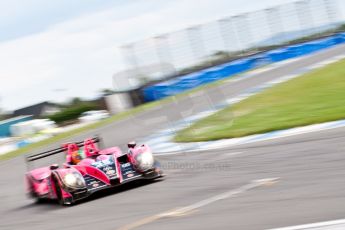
1;45;345;230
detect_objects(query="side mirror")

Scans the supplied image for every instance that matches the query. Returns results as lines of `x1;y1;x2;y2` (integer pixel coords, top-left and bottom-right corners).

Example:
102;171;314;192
49;164;59;170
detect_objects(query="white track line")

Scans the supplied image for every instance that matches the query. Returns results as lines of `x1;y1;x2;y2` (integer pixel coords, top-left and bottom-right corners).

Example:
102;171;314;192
161;178;279;217
268;219;345;230
118;178;279;230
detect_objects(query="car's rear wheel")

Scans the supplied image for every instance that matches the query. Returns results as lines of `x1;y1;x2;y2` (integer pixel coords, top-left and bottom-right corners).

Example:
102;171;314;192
27;180;37;198
27;179;41;203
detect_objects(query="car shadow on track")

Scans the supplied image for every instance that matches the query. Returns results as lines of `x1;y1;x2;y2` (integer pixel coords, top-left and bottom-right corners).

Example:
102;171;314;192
8;199;62;213
76;179;163;206
13;178;164;211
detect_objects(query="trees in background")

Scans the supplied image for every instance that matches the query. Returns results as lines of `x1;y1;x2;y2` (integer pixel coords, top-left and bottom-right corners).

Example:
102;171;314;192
47;97;100;125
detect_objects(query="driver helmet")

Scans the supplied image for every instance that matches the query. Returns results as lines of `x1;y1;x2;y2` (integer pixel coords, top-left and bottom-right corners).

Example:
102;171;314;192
127;141;137;149
71;150;86;164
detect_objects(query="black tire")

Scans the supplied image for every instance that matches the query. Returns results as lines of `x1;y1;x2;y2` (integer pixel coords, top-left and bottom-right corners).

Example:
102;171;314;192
27;179;41;203
28;180;37;198
53;176;73;206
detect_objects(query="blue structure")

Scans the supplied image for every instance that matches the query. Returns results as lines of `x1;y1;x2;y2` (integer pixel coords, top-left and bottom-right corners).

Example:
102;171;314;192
0;116;33;137
143;33;345;102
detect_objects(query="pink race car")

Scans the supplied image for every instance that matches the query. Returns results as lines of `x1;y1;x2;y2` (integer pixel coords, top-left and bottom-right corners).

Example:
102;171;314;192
25;137;164;205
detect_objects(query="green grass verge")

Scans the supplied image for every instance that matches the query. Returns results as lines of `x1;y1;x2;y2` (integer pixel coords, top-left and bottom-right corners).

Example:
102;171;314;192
0;71;241;161
174;58;345;142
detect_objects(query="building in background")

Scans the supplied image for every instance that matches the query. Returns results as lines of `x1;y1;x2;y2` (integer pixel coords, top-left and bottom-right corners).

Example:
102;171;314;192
117;0;342;103
13;102;61;118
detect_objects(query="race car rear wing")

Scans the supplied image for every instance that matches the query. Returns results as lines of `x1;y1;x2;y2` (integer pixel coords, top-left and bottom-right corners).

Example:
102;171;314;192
26;136;103;162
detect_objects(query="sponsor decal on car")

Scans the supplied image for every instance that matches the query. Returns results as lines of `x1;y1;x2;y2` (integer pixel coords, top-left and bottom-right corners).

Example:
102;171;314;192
91;159;113;168
103;166;112;171
106;170;116;175
121;163;131;168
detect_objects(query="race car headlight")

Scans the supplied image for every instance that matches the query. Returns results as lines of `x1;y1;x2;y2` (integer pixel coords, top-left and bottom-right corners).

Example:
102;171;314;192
63;172;86;189
135;151;154;171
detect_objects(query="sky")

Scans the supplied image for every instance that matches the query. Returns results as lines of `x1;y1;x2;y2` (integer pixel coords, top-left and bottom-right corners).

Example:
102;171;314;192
0;0;344;111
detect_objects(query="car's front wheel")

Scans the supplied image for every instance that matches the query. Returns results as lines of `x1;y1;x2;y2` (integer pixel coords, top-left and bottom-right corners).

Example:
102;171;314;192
53;176;73;206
